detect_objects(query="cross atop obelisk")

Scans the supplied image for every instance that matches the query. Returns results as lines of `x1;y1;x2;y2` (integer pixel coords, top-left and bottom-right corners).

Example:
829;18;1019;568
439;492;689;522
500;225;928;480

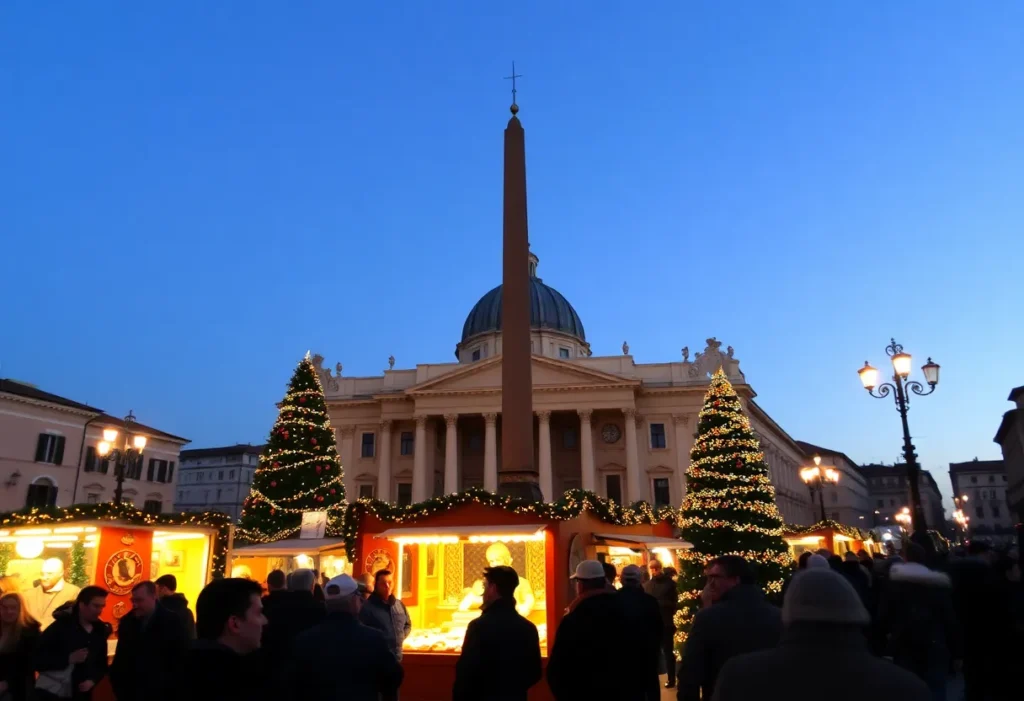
498;63;542;501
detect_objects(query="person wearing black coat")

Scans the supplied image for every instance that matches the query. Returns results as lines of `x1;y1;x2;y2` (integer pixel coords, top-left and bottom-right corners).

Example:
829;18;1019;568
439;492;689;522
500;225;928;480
677;556;782;701
617;565;663;700
644;559;680;689
109;582;191;701
453;566;542;701
547;560;633;701
33;588;112;701
155;575;196;640
0;593;41;701
290;574;403;701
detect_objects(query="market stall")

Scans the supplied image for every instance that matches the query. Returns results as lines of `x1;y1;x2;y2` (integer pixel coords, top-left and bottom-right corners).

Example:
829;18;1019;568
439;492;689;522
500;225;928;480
229;536;352;585
783;520;886;559
346;489;683;701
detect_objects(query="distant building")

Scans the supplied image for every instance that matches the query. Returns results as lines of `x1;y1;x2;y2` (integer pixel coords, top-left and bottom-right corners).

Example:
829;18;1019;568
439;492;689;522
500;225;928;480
175;444;262;519
858;463;946;533
794;441;873;527
949;458;1013;542
0;379;187;512
994;385;1024;532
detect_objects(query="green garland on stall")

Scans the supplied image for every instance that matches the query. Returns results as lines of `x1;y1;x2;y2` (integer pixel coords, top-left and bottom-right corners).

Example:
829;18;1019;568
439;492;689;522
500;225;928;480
69;541;89;588
785;519;869;541
343;487;681;555
0;502;233;578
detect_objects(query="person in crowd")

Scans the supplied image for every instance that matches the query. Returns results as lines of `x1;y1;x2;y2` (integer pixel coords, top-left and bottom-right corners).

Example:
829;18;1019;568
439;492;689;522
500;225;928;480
154;574;196;639
33;586;110;701
547;560;631;700
879;543;959;701
110;581;191;701
310;570;325;603
840;551;872;613
618;565;662;700
359;569;411;678
602;561;617;589
181;578;268;701
949;540;1009;701
643;559;679;690
779;552;813;610
262;568;324;654
677;555;782;701
291;574;402;701
0;592;40;701
453;566;541;701
260;569;287;617
711;568;931;701
356;572;374;600
806;553;830;569
23;560;80;630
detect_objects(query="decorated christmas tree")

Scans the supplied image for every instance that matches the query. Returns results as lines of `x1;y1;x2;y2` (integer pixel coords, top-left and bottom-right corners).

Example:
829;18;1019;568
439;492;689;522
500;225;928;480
237;354;345;543
675;368;791;651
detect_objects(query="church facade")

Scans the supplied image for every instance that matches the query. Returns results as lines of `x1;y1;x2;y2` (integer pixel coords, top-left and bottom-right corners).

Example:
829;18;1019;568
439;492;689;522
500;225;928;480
316;107;815;525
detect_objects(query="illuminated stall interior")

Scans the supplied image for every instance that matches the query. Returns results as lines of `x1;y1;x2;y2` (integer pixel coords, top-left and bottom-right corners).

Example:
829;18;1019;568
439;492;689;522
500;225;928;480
592;534;690;586
0;523;214;625
230;538;352;586
374;525;549;655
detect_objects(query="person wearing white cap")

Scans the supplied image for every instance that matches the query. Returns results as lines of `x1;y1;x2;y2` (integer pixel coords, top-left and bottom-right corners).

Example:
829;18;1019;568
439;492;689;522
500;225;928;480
546;560;632;700
710;569;930;701
289;574;403;701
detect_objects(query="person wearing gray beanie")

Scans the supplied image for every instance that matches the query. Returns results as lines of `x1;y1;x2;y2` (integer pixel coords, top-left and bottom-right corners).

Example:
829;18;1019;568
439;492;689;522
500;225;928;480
710;569;930;701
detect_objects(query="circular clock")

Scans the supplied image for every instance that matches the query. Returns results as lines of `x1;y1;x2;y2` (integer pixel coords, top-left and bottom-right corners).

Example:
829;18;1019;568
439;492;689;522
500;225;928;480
601;423;621;444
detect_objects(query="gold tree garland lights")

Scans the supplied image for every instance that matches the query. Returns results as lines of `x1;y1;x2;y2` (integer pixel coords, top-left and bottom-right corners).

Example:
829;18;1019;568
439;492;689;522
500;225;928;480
236;356;346;544
675;368;792;652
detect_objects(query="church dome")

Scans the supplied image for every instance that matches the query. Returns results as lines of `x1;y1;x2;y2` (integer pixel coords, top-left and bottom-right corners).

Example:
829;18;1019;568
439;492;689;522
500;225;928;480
461;256;586;346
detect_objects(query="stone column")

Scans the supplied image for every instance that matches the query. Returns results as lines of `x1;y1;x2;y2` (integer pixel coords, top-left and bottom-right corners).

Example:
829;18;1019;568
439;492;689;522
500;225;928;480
537;411;553;502
377;420;392;502
578;409;596;493
412;415;429;503
623;408;643;503
339;427;355;502
444;413;459;494
672;414;692;505
483;413;498;493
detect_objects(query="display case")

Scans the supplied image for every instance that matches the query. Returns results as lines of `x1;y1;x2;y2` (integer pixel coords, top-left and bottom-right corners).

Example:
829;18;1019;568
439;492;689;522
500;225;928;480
783;522;887;558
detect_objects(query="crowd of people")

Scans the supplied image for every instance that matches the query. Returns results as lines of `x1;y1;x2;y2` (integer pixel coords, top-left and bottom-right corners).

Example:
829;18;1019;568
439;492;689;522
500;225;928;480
0;539;1018;701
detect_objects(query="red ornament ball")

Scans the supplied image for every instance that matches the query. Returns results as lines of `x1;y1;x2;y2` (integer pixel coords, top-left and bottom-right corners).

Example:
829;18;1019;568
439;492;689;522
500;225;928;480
270;481;277;488
310;438;317;445
273;462;280;468
329;488;336;495
270;508;275;515
299;397;306;403
316;466;322;474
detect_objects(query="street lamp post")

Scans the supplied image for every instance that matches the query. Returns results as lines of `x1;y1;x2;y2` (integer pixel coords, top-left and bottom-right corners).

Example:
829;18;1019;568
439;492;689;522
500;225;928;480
96;411;147;505
953;494;970;540
800;454;840;523
858;338;940;536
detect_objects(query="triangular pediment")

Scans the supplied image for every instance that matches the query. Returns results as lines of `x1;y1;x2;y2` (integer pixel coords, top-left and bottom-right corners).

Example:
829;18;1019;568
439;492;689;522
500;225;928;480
406;356;638;395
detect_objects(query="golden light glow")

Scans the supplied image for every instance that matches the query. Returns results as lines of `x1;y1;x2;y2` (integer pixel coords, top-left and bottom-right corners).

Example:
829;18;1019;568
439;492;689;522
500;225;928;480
858;362;879;390
813;454;822;466
294;554;314;569
800;466;820;484
467;532;545;544
102;428;119;443
133;435;148;450
784;536;824;545
833;534;854;542
97;441;112;457
651;547;676;565
391;535;460;546
15;538;45;559
892;352;912;378
824;468;840;483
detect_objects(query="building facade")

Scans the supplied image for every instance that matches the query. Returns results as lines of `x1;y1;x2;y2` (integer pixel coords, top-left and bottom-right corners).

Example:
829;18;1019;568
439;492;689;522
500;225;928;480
794;441;873;527
174;444;262;519
995;385;1024;528
858;463;946;532
0;379;187;512
950;458;1014;541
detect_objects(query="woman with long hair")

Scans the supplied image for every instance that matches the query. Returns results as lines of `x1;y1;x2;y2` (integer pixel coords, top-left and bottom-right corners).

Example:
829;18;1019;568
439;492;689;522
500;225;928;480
0;592;41;701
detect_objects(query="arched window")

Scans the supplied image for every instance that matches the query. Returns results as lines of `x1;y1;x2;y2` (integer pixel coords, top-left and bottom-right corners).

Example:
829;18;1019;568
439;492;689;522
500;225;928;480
25;477;58;508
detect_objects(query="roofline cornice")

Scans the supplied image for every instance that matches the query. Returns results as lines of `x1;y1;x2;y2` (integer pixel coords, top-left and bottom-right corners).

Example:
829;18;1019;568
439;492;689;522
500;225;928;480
0;392;103;419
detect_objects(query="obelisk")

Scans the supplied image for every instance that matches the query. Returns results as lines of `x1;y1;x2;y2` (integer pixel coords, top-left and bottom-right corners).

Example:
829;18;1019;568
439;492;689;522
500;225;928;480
498;67;542;501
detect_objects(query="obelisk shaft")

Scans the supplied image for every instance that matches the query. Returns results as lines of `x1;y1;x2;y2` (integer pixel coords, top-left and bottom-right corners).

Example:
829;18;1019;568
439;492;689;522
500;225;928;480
498;113;541;500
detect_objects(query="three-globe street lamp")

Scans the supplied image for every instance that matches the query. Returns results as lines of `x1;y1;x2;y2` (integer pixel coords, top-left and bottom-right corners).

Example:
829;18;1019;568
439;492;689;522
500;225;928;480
894;506;912;529
858;339;940;536
97;411;147;505
800;454;840;523
953;494;970;539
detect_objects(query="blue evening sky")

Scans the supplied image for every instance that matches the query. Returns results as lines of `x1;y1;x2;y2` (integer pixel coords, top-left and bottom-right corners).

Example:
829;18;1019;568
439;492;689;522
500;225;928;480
3;3;1022;511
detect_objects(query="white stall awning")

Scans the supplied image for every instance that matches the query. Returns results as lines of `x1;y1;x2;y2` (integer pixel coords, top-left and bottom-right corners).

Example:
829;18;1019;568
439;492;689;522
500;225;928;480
593;533;693;550
375;524;547;544
232;537;347;557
